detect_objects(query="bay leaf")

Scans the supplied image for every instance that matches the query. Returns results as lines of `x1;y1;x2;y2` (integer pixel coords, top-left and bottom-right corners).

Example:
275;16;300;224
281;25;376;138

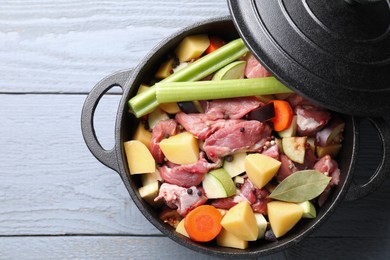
268;170;332;203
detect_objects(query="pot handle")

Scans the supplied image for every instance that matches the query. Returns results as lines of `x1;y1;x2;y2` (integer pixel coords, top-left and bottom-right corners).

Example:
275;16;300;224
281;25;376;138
345;117;390;201
81;69;133;172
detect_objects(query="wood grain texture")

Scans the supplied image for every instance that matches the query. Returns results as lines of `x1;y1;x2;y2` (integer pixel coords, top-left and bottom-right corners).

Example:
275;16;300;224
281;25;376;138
1;0;390;258
0;94;158;235
0;236;287;260
0;0;229;93
0;236;389;259
286;237;390;259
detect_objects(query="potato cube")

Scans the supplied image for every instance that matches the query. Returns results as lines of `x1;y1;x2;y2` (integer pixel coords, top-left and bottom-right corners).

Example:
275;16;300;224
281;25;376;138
220;201;258;241
124;140;156;174
245;153;281;189
159;102;181;114
175;218;189;238
216;228;248;249
267;201;304;238
223;152;246;178
155;58;174;79
136;84;150;95
159;132;199;165
175;34;210;62
147;107;169;129
278;115;297;138
133;122;152;148
140;169;162;186
138;181;160;207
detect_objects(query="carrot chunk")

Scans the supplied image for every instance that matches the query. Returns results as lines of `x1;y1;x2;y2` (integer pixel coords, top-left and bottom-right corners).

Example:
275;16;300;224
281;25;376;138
184;205;223;242
205;36;225;54
269;100;293;131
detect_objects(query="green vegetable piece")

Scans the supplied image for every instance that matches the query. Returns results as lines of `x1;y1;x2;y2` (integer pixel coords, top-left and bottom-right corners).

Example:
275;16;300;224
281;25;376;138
202;168;236;199
155;77;292;104
298;200;317;218
128;38;249;118
212;60;246;80
268;170;331;203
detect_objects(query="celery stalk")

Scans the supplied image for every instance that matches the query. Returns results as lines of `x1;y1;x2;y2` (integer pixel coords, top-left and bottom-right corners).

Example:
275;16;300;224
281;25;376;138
128;38;248;118
156;77;292;103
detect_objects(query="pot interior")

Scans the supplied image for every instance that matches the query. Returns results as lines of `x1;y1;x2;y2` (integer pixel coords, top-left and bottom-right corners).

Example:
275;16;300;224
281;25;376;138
116;17;357;257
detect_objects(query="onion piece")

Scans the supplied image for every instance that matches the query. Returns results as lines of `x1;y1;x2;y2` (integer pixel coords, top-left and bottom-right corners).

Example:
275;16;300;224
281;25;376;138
316;116;345;146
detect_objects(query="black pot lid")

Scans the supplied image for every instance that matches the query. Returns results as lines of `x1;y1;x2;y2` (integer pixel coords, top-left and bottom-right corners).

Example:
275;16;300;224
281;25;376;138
227;0;390;116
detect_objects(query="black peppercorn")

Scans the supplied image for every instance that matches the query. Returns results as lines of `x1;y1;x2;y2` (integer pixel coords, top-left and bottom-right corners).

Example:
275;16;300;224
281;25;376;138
187;188;193;195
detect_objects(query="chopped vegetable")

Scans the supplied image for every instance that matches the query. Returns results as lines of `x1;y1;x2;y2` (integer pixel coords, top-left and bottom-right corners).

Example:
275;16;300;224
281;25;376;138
211;60;246;80
128;38;249;118
282;136;307;164
220;201;258;241
245;153;281;189
124;34;346;247
159;132;199;165
159;102;181;114
216;228;248;249
269;100;293;131
124;140;155;174
202;168;236;199
278;115;298;138
316;143;342;158
155;77;292;104
175;34;210;62
155;58;175;79
184;205;223;242
248;102;275;122
315;115;345;146
138;181;161;207
176;218;190;237
205;36;225;54
267;201;304;238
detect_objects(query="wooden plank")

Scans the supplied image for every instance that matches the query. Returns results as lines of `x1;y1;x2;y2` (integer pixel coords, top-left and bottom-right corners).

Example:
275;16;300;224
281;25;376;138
286;237;390;259
0;0;229;93
1;235;389;259
0;94;158;235
0;236;287;260
1;94;390;239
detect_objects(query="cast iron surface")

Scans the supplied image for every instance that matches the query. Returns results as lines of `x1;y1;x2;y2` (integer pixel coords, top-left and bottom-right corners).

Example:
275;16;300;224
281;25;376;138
81;16;390;258
81;69;133;173
227;0;390;117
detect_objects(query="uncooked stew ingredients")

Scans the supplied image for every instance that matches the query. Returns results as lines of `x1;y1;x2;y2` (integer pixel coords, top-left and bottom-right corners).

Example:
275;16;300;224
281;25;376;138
124;34;344;249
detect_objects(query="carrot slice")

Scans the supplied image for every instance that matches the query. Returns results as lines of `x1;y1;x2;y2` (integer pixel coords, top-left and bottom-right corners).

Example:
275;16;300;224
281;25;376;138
184;205;223;242
205;36;225;54
269;100;293;131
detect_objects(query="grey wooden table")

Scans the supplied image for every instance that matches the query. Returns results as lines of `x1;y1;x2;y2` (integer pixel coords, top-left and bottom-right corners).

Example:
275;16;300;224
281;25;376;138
1;1;390;259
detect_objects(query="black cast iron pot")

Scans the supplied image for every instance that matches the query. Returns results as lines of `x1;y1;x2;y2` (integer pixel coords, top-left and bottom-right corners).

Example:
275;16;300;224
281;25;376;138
81;16;390;258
